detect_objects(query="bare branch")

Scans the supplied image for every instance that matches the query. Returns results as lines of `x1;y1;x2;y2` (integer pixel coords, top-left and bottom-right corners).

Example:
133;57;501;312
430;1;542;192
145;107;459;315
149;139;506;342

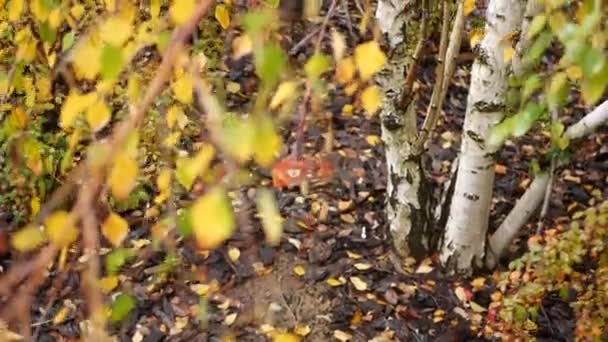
416;0;464;152
399;0;429;107
487;97;608;267
486;172;550;269
565;99;608;139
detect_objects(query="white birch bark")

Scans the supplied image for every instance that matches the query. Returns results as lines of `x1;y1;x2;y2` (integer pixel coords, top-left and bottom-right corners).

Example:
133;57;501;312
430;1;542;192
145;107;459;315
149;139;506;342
441;0;525;273
486;98;608;268
376;0;433;258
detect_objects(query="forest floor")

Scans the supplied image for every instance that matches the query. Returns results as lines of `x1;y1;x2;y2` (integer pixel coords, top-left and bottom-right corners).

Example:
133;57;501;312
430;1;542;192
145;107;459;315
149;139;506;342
1;1;607;342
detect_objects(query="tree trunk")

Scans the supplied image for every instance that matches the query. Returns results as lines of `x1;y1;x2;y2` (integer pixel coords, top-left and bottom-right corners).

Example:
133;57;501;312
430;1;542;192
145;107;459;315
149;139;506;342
441;0;525;273
376;0;434;259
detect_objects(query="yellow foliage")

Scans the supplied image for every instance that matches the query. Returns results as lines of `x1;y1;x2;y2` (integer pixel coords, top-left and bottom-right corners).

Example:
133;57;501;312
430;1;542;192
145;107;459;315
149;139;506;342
170;0;196;25
109;153;139;200
101;213;129;247
45;211;79;248
191;187;235;250
354;41;386;81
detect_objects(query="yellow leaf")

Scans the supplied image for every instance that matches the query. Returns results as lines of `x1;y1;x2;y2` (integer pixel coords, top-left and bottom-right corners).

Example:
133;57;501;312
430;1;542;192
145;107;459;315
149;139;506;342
354;41;386;81
256;188;283;246
471;277;486;290
215;4;231;29
99;276;119;293
45;211;78;247
294;325;311;337
566;65;582;80
156;168;172;197
273;333;300;342
60;92;97;130
73;39;102;80
335;57;355;84
10;106;27;129
173;73;193;104
150;0;161;18
232;34;253;60
30;0;49;22
270;81;298;110
166;105;182;129
228;247;240;261
175;144;215;190
52;307;70;325
170;0;195;25
226;81;240;93
293;265;306;276
469;29;484;49
349;276;368;291
70;4;85;19
101;213;129;247
11;225;47;252
345;83;360;98
191;187;235;250
9;0;24;22
503;45;515;63
254;115;282;167
86;99;111;132
326;277;344;287
100;16;133;47
366;135;381;146
48;8;62;29
360;85;382;115
31;196;41;217
464;0;475;16
109;153;139;200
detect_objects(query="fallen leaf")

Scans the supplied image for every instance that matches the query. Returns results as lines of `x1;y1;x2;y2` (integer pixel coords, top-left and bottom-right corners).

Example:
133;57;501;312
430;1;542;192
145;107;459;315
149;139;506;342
294;265;306;276
350;276;368;291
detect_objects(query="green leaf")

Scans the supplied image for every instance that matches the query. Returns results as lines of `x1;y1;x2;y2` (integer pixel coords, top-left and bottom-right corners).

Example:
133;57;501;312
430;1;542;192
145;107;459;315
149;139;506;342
105;248;134;275
304;52;331;80
581;47;605;78
218;115;256;163
38;21;56;43
547;72;568;111
581;64;608;105
523;32;553;65
242;10;274;35
521;75;542;102
62;31;75;52
527;14;546;39
254;44;286;88
513;103;545;137
488;117;515;148
513;305;528;323
177;208;193;238
110;294;136;322
100;44;124;80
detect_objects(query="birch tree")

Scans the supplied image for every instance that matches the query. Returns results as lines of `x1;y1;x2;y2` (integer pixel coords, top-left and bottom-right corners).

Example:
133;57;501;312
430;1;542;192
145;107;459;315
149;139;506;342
376;0;608;274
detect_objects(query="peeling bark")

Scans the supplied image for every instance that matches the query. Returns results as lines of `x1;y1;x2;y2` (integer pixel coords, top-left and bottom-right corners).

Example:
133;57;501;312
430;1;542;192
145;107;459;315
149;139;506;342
441;0;525;274
376;0;434;258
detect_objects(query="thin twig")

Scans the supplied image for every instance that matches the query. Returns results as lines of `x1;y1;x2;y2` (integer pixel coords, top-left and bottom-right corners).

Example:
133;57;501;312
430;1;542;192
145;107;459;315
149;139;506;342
537;111;559;234
341;0;355;41
0;0;214;332
314;0;339;51
399;0;429;107
293;0;339;159
416;0;464;153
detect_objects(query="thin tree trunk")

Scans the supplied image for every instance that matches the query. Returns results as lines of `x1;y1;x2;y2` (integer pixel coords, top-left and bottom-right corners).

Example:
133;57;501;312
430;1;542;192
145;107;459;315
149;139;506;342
376;0;434;258
441;0;525;273
486;98;608;268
